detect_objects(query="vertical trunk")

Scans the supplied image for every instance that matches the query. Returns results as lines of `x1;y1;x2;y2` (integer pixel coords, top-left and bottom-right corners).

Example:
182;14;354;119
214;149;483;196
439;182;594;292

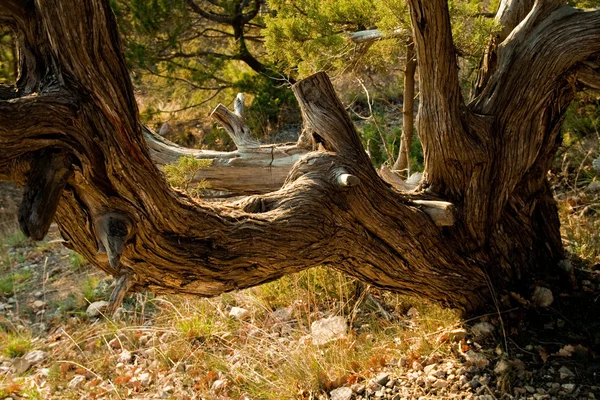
393;40;416;178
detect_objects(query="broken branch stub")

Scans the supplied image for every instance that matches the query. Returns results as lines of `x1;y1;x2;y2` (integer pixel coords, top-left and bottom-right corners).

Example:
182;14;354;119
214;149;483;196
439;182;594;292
292;72;371;166
336;172;360;187
210;102;260;151
412;200;456;227
18;149;74;240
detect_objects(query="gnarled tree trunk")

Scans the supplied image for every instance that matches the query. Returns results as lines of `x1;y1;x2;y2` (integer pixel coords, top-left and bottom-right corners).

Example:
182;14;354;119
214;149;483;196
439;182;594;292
1;0;599;313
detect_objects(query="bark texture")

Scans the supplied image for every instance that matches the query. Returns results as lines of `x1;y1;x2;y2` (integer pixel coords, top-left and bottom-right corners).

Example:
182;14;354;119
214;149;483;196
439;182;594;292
1;0;599;313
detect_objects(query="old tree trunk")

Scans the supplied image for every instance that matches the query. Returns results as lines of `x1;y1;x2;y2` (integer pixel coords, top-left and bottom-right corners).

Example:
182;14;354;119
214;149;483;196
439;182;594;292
1;0;600;313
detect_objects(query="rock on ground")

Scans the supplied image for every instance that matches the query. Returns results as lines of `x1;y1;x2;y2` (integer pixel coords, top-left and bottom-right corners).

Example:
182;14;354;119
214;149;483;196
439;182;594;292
86;300;110;317
229;306;250;320
330;386;353;400
310;316;348;346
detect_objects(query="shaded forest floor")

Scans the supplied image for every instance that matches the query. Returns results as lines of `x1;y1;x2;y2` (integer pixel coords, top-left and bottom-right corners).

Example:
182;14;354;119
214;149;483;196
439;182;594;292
0;175;599;400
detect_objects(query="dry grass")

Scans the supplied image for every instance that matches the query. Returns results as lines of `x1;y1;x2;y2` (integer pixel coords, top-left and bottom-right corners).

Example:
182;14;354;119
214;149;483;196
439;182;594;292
0;226;462;399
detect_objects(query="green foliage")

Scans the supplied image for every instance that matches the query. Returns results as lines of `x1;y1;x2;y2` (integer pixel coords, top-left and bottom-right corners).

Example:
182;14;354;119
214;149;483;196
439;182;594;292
569;0;600;7
69;251;86;271
163;155;212;196
562;93;600;140
234;74;300;138
1;333;32;358
0;28;16;84
264;0;406;78
82;276;101;302
0;270;32;296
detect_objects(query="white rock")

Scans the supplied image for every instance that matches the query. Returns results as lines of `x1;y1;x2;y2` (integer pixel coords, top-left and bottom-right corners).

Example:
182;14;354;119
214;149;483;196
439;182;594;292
561;383;576;393
11;358;32;374
86;301;110;317
494;360;511;375
374;372;390;386
559;365;575;379
68;375;86;389
532;286;554;308
310;316;348;346
406;307;419;318
24;350;47;365
424;364;437;374
229;306;250;320
472;322;495;337
118;349;132;363
138;372;152;387
32;300;46;309
330;386;353;400
432;379;448;389
462;350;489;369
412;361;424;371
211;379;228;393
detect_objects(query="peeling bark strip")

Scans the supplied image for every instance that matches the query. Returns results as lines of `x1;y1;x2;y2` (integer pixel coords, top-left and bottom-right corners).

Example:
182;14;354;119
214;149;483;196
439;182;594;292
0;0;599;313
18;149;74;240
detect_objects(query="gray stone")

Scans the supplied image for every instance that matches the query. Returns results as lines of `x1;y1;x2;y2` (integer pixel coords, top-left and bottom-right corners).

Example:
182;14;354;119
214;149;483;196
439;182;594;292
138;372;151;387
494;360;510;375
32;300;46;309
432;379;448;389
561;383;575;393
375;372;390;386
86;301;109;317
532;286;554;308
310;316;347;346
462;350;489;369
351;383;365;394
471;322;495;337
330;386;353;400
11;358;32;374
229;306;250;320
586;180;600;193
68;375;86;389
24;350;47;365
558;366;575;379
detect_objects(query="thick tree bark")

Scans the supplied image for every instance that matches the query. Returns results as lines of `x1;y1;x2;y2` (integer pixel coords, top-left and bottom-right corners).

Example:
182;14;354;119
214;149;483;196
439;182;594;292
1;0;599;313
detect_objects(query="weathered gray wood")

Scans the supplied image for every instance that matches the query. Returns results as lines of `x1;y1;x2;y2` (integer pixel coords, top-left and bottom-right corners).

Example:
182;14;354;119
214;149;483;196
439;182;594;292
144;126;307;195
211;102;260;150
412;200;455;227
